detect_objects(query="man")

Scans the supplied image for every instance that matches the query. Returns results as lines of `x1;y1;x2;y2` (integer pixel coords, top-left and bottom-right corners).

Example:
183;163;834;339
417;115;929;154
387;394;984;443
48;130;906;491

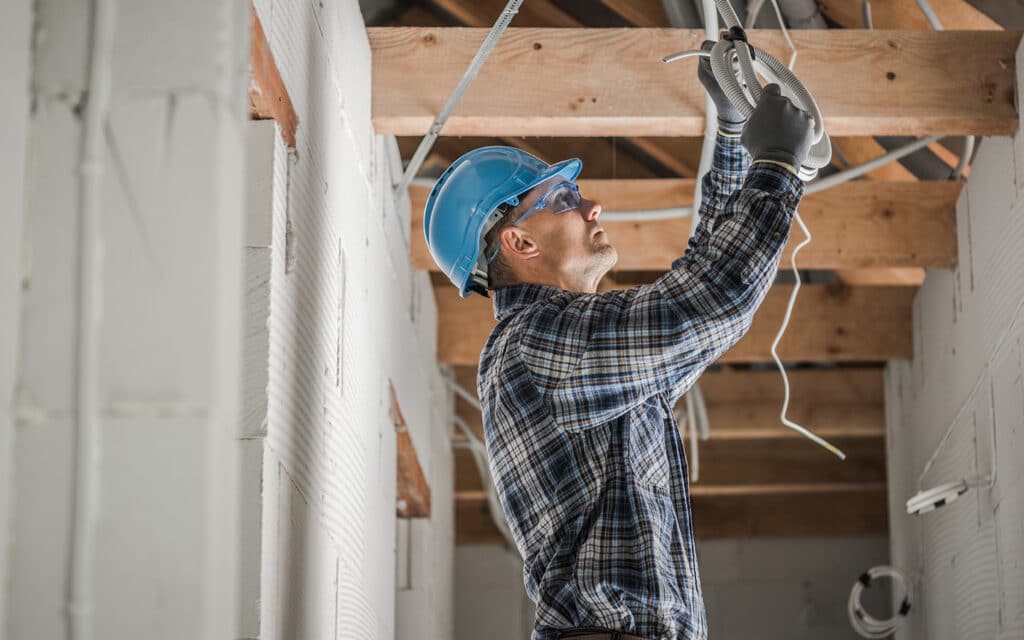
423;52;814;640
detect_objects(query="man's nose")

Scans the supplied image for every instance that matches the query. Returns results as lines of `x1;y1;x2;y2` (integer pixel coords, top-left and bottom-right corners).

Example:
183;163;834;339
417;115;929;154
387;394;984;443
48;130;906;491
580;198;601;222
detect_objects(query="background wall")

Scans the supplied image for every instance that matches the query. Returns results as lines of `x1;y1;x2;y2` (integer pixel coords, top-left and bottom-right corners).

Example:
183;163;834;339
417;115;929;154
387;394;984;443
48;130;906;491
248;0;453;638
5;0;251;637
455;537;890;640
1;0;452;638
883;45;1024;640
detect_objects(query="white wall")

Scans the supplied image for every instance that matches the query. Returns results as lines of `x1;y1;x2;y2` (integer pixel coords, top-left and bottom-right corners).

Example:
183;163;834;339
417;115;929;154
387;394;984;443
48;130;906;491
0;1;34;635
248;1;453;639
456;537;890;640
5;0;250;638
883;41;1024;640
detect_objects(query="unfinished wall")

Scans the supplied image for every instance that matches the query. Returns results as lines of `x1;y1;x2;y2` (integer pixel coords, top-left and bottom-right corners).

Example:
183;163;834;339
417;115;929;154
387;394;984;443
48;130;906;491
883;45;1024;640
0;1;34;634
248;1;453;639
4;0;250;637
456;537;889;639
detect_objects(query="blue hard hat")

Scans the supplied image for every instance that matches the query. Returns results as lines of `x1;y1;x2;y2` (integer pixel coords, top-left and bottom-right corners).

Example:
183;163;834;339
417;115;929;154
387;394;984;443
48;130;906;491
423;146;582;298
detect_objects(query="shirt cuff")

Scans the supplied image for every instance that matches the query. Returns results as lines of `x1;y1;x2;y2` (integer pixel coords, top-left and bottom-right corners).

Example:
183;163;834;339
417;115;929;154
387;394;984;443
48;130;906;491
744;161;805;206
711;132;752;176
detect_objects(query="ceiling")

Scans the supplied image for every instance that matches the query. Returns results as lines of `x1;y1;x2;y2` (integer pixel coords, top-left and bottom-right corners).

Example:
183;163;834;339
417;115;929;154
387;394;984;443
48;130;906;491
364;0;1020;542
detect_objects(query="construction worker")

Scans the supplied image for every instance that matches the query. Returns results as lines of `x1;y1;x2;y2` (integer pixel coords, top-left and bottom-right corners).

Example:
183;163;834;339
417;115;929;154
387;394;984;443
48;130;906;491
423;48;815;640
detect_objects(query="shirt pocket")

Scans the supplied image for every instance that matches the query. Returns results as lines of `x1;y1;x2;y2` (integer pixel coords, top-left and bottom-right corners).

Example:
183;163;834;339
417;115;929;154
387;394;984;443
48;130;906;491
628;397;670;492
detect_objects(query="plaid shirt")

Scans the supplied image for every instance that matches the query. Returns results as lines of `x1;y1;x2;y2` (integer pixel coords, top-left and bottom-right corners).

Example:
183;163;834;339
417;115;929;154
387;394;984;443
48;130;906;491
477;135;803;640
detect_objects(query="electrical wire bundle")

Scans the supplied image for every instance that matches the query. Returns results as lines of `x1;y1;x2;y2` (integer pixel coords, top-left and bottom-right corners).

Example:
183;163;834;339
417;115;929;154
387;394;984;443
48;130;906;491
848;566;912;638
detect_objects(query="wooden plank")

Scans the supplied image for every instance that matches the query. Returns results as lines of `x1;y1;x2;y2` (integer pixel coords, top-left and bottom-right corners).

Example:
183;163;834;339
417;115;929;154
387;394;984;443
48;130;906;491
249;5;298;147
455;485;888;542
628;137;700;177
435;282;914;365
391;383;431;517
601;0;671;27
411;179;960;272
831;136;917;181
432;0;581;27
819;0;1001;29
370;28;1020;136
833;267;926;286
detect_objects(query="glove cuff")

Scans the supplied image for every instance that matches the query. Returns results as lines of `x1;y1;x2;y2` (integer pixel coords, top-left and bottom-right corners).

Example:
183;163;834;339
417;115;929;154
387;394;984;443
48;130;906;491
717;117;746;136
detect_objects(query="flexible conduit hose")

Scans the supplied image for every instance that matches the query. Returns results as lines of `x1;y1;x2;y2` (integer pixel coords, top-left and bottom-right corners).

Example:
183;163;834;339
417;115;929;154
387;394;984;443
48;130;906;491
69;1;116;639
664;0;832;180
393;0;524;197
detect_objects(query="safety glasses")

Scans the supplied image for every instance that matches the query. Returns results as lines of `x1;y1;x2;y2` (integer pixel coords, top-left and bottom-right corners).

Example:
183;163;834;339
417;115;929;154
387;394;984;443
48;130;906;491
485;181;582;263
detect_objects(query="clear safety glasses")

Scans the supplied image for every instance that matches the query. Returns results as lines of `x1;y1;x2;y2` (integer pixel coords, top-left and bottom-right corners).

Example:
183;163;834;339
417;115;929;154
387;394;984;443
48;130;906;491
484;181;582;264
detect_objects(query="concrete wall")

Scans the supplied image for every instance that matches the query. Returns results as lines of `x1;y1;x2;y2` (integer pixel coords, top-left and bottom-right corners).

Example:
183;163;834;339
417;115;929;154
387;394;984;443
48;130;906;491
456;537;890;639
248;1;453;639
0;1;34;635
883;44;1024;640
4;0;251;637
2;0;451;638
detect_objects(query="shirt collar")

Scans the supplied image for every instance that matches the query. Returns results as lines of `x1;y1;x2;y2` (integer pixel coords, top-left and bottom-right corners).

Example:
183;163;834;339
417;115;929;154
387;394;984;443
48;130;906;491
492;283;572;322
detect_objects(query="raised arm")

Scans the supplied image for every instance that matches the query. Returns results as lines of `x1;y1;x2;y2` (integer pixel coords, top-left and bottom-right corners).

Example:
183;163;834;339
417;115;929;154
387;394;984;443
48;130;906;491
519;88;814;429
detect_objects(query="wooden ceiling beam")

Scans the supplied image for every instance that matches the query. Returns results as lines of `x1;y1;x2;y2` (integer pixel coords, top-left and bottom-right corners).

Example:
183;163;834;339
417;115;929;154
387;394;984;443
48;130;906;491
411;179;959;272
455;484;888;542
818;0;1001;30
435;282;914;365
370;28;1020;137
430;0;581;28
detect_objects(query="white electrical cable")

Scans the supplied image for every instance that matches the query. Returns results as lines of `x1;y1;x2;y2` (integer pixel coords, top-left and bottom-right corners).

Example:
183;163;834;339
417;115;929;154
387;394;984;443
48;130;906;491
665;0;832;180
914;0;943;29
848;566;912;638
686;392;700;481
453;413;517;547
904;0;975;181
394;0;524;197
69;1;116;639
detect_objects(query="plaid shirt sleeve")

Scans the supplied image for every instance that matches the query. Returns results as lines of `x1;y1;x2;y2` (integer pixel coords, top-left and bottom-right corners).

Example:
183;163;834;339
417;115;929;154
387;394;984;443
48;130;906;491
518;134;804;429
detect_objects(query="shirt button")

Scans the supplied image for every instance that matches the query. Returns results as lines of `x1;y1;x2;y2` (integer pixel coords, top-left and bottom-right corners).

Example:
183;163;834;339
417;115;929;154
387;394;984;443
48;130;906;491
771;231;781;240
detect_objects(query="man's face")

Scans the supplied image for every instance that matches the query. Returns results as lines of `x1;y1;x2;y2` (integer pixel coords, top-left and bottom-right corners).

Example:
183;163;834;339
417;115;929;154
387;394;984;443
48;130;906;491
512;176;618;284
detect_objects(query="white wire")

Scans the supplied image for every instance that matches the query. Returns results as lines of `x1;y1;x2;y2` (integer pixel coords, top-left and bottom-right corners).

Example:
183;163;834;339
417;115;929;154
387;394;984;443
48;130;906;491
748;0;845;459
848;566;912;638
768;0;798;69
769;211;846;460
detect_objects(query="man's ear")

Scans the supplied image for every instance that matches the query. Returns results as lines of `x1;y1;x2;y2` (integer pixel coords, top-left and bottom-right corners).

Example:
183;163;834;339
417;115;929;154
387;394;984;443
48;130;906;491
500;226;540;260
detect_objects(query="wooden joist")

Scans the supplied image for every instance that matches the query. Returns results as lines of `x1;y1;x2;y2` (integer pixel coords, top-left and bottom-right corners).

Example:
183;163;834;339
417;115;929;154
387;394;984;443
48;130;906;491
392;384;431;517
435;282;914;365
370;28;1019;137
818;0;1001;30
455;484;888;542
249;5;298;147
411;179;959;272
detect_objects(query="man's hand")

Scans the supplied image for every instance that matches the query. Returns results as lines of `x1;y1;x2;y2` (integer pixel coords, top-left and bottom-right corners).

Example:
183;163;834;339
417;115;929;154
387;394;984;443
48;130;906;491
741;83;815;175
697;40;746;136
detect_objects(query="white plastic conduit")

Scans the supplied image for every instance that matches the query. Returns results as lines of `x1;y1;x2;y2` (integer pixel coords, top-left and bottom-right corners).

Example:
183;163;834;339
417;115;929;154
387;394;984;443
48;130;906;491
69;1;116;639
394;0;524;197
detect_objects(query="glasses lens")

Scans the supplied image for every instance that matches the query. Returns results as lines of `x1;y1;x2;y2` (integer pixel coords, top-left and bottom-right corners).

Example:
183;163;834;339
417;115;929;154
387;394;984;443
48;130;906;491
547;183;580;214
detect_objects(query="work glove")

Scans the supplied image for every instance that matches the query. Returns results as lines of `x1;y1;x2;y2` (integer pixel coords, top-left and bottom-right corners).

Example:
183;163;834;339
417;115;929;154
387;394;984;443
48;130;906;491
697;40;746;136
741;83;815;174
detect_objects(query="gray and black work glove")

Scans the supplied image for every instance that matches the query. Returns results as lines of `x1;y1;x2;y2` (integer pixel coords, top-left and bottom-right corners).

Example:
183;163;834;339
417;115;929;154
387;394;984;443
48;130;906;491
697;40;746;136
741;83;815;175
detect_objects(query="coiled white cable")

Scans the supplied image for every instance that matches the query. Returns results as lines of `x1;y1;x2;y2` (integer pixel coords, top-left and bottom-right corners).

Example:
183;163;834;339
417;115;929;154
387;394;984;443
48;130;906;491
663;0;831;180
848;566;912;638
